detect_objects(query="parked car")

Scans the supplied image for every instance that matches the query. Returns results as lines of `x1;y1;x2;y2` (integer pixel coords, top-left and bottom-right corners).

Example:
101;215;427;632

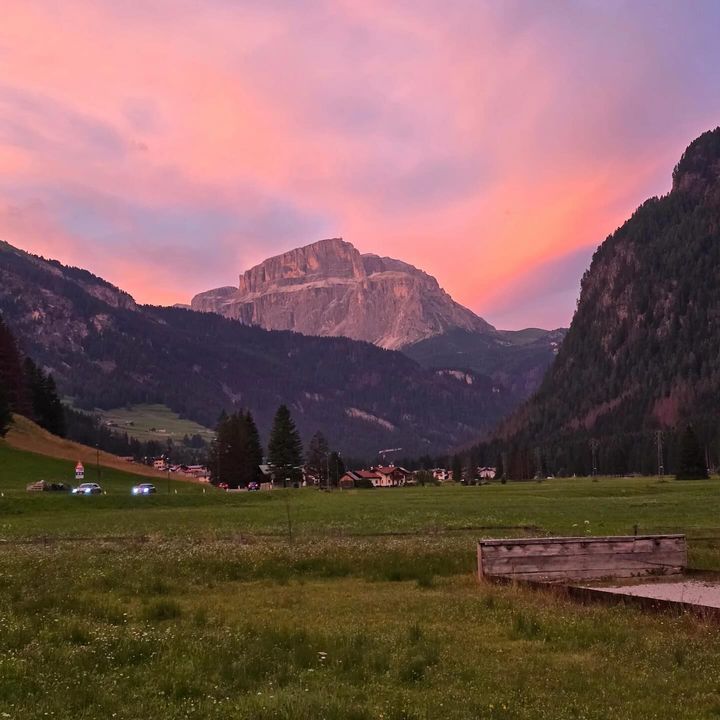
248;482;260;491
72;482;102;495
131;483;157;495
26;481;71;493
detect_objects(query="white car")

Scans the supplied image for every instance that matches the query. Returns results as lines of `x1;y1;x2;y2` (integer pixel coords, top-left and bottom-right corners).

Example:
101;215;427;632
72;482;102;495
131;483;157;496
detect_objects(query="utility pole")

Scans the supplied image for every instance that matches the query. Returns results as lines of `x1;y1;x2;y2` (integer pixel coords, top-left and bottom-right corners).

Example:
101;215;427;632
590;439;599;478
656;430;664;478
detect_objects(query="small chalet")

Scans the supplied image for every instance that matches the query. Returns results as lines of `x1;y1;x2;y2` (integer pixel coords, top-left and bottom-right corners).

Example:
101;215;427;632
339;470;381;489
339;466;413;489
373;465;411;487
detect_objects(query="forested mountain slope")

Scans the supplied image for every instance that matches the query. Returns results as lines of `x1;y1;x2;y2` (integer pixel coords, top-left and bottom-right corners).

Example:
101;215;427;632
0;241;513;457
485;127;720;475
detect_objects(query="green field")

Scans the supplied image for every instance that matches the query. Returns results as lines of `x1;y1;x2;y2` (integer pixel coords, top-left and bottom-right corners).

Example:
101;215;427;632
93;403;215;443
2;451;720;718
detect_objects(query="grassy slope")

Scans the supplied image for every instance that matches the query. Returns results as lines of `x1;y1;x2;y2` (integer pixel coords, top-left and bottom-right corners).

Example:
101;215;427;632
93;403;215;442
3;479;720;719
4;414;169;479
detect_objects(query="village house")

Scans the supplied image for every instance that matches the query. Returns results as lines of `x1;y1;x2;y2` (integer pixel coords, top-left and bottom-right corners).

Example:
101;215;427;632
374;465;412;487
339;469;381;489
340;466;412;488
183;465;211;482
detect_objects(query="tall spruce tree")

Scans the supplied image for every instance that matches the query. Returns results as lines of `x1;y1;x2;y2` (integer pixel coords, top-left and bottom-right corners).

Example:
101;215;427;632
306;430;330;485
451;454;463;483
328;451;345;487
267;404;303;486
0;316;29;415
210;410;263;488
23;358;66;437
242;410;263;486
676;425;709;480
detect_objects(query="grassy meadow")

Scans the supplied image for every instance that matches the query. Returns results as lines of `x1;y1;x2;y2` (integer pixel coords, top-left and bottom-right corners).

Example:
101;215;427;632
2;444;720;718
93;403;216;443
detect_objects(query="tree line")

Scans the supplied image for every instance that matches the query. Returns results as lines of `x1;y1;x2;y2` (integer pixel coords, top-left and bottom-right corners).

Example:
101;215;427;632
466;422;709;482
0;316;65;438
208;404;345;489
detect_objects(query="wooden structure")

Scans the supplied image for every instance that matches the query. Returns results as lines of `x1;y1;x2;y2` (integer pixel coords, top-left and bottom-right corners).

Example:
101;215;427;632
477;535;687;583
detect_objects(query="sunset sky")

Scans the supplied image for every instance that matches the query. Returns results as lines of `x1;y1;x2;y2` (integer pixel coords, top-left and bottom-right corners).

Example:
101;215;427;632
2;1;720;329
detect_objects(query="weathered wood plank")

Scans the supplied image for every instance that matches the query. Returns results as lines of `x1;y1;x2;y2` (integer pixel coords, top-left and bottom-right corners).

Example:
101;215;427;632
501;567;685;581
485;551;686;572
482;538;684;558
477;534;687;582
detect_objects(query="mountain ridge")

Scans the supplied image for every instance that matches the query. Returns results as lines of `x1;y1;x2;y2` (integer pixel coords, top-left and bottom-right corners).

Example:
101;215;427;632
0;240;514;457
192;237;566;400
192;237;493;349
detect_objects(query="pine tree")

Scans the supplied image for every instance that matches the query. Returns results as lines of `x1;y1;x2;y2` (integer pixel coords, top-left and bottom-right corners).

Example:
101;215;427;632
0;384;11;437
243;410;263;485
0;316;29;414
23;358;66;437
209;410;263;488
306;430;330;485
209;412;232;486
41;374;66;437
224;413;247;487
451;454;463;483
495;453;505;482
328;451;345;487
267;404;303;486
676;425;709;480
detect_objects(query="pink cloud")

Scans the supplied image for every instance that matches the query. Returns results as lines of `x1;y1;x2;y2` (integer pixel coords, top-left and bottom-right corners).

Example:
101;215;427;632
2;1;720;327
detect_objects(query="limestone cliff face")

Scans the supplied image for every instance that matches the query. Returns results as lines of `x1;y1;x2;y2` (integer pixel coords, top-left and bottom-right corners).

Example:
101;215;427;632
191;238;493;349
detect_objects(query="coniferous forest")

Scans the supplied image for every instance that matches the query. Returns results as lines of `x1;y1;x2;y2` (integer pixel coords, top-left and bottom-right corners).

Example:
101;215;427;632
470;128;720;477
0;316;65;438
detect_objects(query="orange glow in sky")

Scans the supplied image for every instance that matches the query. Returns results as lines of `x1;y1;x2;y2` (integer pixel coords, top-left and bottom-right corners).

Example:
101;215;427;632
2;1;720;328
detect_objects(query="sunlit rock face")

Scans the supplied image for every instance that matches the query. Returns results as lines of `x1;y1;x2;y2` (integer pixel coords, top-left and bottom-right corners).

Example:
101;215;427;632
191;237;493;349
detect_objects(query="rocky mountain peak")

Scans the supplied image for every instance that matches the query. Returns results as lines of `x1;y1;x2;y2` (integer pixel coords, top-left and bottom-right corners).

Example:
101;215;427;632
192;238;494;349
237;238;366;295
672;127;720;195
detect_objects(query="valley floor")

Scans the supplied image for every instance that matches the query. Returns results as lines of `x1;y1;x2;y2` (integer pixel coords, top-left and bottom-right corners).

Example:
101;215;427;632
2;476;720;718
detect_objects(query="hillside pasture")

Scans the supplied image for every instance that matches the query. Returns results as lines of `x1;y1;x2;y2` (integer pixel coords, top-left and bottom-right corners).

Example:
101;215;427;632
92;403;216;442
4;414;169;479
